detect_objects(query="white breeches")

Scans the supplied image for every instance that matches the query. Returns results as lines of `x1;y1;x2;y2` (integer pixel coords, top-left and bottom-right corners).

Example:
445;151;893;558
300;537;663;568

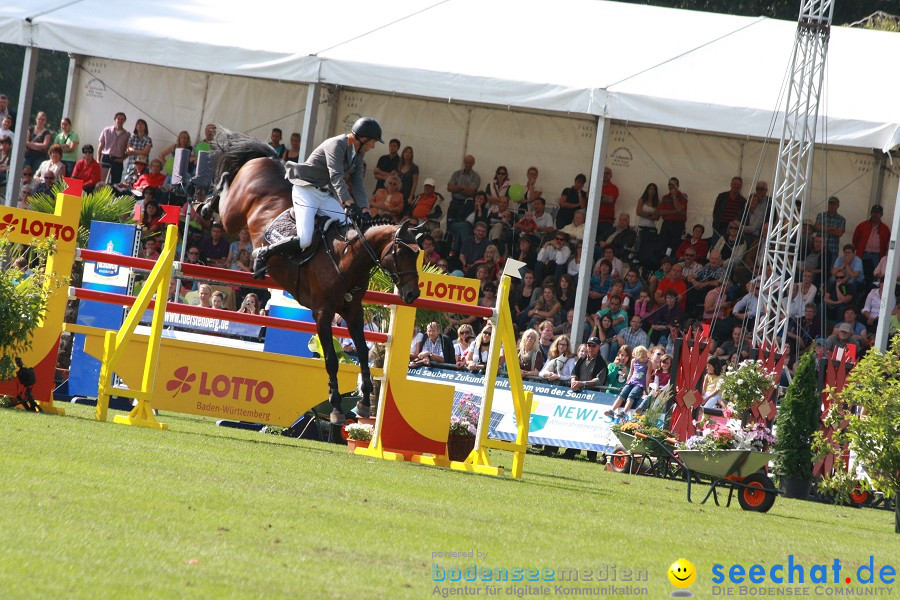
292;184;348;249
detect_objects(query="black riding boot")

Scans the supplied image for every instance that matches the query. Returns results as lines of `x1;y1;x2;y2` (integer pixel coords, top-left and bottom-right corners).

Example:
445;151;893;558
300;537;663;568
251;236;302;279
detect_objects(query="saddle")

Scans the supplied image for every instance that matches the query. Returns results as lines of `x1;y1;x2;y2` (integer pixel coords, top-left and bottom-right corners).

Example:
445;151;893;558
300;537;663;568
253;208;345;278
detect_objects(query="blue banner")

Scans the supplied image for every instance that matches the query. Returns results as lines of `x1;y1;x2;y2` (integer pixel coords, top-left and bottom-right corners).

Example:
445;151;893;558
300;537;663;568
138;309;264;338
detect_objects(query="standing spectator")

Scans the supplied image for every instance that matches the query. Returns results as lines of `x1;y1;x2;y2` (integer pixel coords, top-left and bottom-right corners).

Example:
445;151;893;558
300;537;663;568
852;204;889;288
373;138;401;192
158;130;192;176
24;111;52;172
446;154;480;245
54;117;79;175
635;182;661;236
268;128;286;159
98;112;129;184
0;93;15;126
712;176;746;244
815;196;846;272
0;136;11;188
71;144;102;192
658;177;688;255
742;182;769;248
597;167;619;239
397;146;419;205
0;115;14;140
557;174;587;229
284;132;302;162
193;124;216;159
125;118;153;175
485;165;510;205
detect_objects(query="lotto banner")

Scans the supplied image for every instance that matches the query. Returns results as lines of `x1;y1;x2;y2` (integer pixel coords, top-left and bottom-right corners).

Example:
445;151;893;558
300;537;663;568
407;367;622;453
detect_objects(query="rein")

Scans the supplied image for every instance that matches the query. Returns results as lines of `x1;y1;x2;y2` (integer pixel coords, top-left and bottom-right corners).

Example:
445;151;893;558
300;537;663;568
327;221;418;299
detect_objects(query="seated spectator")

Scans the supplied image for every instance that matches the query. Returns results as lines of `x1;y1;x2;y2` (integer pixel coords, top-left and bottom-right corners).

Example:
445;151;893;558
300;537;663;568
616;314;649;351
517;329;545;378
32;170;57;196
410;321;456;368
802;232;826;284
512;269;539;330
0;135;10;188
789;270;818;316
35;143;67;180
679;248;702;280
233;249;252;273
535;232;572;282
606;345;632;394
601;280;630;312
466;191;491;229
226;226;254;270
559;209;585;243
600;246;624;280
539;335;575;384
419;234;441;265
459;221;489;271
701;357;724;409
514;210;538;240
570;336;608;392
555;274;576;314
410;177;444;228
597;294;628;333
598;212;636;261
531;197;555;242
211;290;226;310
787;303;820;353
553;307;575;337
633;289;654;322
453;325;475;368
588;313;617;363
487;195;514;248
238;292;262;314
657;262;688;309
132;158;166;193
832;307;867;349
862;280;894;330
587;259;613;314
511;234;538;274
824;271;853;320
71;144;102;192
141;199;164;239
710;219;747;269
825;322;858;358
830;243;864;292
715;326;752;364
370;174;405;222
465;324;494;372
190;284;213;308
200;222;230;268
527;285;562;328
536;319;556;360
675;224;709;261
469;243;503;280
622;269;644;303
650;289;683;346
731;281;761;322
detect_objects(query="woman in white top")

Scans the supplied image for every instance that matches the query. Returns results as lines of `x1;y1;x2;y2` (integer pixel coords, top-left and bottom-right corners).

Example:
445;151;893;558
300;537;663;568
789;270;818;316
634;182;661;232
539;335;576;383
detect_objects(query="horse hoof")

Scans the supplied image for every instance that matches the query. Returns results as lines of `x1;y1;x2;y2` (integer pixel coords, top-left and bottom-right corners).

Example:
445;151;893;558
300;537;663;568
355;402;370;419
330;411;345;425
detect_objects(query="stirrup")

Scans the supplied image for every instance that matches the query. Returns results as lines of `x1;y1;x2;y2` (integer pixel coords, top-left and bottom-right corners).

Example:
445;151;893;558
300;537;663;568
251;236;302;279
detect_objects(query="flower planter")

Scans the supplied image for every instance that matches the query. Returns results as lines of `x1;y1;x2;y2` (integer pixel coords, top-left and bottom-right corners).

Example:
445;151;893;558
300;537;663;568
346;439;370;453
447;434;476;462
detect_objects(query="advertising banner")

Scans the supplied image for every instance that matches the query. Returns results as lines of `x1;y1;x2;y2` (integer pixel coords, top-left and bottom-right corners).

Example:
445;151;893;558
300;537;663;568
68;222;139;398
407;367;622;453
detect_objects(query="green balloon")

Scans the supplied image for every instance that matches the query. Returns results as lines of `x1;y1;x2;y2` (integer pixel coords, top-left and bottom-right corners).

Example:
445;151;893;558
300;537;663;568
508;183;526;203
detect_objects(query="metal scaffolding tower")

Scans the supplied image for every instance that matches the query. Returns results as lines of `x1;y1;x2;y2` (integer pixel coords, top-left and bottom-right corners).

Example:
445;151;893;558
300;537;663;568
753;0;834;352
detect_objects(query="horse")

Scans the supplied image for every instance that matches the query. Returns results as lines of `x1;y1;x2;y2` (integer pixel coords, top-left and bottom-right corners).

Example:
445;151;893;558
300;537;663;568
201;131;423;423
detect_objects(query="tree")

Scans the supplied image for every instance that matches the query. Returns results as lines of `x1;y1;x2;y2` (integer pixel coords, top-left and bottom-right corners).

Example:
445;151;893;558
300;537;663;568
773;349;820;482
0;44;69;128
815;337;900;533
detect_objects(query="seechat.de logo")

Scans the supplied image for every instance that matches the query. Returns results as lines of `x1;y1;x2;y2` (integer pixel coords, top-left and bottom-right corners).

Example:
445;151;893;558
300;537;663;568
0;211;76;242
166;365;274;404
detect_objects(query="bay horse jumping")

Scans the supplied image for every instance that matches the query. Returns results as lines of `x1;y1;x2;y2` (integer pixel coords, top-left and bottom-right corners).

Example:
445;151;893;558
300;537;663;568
201;131;422;423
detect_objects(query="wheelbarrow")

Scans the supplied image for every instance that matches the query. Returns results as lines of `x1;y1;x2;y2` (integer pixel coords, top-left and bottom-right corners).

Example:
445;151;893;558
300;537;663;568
678;450;778;512
611;431;687;480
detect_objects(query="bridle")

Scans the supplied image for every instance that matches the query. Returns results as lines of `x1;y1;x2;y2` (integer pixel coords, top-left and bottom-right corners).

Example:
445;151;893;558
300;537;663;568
324;221;419;298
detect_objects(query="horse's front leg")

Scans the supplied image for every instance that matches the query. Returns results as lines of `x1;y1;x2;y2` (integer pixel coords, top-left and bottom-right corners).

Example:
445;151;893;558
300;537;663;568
344;310;373;418
315;311;344;424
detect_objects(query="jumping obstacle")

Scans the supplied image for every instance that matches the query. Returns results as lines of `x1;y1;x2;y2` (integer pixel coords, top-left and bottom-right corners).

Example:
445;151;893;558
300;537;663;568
26;187;533;478
0;178;82;414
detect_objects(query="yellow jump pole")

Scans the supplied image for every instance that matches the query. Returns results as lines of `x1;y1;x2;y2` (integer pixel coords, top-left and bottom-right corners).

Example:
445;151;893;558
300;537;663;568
96;224;178;428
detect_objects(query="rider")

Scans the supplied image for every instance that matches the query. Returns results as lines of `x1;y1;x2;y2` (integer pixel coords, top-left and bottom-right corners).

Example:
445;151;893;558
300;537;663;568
252;117;384;275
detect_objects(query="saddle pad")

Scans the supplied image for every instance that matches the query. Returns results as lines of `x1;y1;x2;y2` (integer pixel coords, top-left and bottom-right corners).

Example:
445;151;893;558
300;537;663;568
263;208;297;245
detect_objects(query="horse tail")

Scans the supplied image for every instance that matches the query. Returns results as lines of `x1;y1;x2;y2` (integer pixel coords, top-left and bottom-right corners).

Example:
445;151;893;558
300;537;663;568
201;128;284;220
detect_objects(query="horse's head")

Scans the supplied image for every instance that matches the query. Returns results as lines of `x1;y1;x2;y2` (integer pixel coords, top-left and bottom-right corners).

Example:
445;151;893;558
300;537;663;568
377;220;425;305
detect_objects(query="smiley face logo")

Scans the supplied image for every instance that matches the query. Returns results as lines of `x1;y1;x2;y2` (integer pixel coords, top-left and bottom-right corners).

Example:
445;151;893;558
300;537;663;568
668;558;696;592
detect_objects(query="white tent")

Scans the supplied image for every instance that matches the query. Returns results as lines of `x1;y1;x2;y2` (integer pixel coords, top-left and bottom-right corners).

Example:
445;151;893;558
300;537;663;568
4;0;899;152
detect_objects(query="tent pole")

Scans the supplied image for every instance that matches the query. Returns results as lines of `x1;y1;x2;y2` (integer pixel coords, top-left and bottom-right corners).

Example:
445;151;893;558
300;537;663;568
5;47;39;207
571;117;610;349
299;83;321;161
61;54;78;121
873;175;900;352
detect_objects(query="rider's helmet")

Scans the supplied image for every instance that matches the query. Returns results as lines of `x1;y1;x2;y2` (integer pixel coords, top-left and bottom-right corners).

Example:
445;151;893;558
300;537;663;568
351;117;384;144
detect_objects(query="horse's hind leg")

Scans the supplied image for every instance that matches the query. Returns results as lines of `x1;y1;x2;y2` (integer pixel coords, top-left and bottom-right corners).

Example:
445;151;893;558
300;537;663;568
315;311;345;424
344;311;373;418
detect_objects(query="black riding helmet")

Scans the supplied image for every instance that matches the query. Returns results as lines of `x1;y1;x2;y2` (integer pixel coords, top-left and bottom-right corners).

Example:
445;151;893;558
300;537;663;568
351;117;384;144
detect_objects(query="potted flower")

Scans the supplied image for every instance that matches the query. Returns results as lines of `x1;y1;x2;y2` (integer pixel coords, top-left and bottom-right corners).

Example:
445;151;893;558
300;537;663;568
344;423;374;452
773;349;820;499
447;397;480;461
718;359;777;419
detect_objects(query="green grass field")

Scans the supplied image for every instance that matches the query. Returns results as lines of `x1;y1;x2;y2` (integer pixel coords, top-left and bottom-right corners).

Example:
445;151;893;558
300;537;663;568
1;403;896;599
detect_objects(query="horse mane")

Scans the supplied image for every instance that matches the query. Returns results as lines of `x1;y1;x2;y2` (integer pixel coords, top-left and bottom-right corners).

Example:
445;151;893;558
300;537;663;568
212;127;282;187
361;217;396;231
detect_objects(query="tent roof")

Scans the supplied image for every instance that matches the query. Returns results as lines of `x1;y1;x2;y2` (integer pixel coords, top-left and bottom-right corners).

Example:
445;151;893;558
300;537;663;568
3;0;898;151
